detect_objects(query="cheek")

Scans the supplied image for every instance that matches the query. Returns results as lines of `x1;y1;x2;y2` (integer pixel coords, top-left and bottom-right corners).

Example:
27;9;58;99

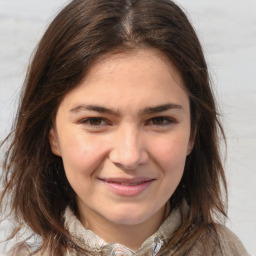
151;136;188;196
150;134;189;170
59;131;106;176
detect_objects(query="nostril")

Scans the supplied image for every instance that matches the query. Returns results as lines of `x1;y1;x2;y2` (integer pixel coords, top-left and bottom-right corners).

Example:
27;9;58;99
108;148;148;170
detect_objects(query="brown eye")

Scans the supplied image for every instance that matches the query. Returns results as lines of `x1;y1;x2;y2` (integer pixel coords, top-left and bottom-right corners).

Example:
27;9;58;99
151;117;165;125
88;118;103;125
146;117;175;127
80;118;107;126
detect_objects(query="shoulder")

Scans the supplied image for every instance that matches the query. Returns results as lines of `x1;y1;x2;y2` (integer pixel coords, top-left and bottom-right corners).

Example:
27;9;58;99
215;224;250;256
185;224;250;256
7;242;41;256
7;243;76;256
7;243;32;256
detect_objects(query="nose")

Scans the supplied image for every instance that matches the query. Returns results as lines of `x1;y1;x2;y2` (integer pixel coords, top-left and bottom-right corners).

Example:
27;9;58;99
108;125;149;169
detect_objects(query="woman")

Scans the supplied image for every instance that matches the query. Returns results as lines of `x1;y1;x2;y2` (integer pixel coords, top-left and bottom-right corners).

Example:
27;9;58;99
0;0;250;255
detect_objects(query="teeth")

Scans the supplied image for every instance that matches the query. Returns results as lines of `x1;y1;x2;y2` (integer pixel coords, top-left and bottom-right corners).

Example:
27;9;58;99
120;182;143;186
105;180;149;185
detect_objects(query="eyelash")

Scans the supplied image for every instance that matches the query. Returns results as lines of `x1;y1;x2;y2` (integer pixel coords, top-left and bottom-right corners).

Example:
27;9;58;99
80;117;109;127
79;116;176;128
145;117;175;126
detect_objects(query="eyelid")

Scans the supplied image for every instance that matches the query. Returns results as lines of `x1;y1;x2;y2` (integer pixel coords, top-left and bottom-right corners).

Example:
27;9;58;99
79;117;111;127
77;116;177;129
145;116;177;126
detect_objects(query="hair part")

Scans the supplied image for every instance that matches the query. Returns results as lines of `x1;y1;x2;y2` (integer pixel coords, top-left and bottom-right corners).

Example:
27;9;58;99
1;0;227;255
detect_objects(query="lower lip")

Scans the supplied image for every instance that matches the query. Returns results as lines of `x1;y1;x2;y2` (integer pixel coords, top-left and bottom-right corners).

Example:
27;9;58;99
101;180;154;197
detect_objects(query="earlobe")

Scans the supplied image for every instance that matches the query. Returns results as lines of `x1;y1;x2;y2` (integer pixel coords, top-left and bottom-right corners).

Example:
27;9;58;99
49;128;61;156
186;138;194;156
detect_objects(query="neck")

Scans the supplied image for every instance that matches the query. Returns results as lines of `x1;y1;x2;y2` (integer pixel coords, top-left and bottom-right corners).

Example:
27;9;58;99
79;205;168;251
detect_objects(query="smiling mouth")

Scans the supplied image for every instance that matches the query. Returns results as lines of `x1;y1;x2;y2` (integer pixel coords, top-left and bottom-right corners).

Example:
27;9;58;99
100;177;154;185
98;178;155;196
106;181;149;186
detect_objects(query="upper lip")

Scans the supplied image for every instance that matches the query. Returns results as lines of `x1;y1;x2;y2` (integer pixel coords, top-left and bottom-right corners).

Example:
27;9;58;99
98;177;155;184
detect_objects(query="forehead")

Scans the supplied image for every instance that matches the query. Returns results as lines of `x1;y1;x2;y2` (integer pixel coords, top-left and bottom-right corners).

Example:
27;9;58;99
58;48;189;113
84;48;184;86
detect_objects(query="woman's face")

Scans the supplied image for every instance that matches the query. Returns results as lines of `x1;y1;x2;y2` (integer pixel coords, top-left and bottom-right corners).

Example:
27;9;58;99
50;48;193;235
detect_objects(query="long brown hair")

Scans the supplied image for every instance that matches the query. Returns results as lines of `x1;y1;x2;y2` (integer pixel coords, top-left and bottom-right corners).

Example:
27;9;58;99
1;0;227;255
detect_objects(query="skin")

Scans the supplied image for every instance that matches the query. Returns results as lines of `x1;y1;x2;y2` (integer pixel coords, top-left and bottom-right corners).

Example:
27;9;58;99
49;48;193;250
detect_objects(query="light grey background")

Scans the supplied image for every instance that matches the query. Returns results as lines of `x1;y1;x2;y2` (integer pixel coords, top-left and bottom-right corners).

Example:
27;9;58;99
0;0;255;254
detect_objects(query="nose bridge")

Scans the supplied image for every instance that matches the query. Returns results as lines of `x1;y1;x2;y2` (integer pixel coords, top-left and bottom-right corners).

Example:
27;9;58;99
109;123;148;169
122;124;139;150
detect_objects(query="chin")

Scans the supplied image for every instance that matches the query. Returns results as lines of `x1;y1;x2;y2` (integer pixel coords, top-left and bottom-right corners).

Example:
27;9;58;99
106;209;152;226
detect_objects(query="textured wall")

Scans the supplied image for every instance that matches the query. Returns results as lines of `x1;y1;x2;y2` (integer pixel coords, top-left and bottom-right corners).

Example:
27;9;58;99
0;0;255;254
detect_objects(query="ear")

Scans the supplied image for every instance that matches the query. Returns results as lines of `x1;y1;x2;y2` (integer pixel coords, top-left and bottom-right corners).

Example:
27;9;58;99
186;140;194;156
49;128;61;156
186;135;195;156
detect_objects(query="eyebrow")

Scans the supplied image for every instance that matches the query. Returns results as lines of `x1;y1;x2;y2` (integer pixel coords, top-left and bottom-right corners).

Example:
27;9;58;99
70;104;119;115
142;103;182;114
70;103;182;115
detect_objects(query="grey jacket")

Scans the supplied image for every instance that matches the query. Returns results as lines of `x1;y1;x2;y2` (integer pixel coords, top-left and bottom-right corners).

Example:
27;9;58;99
8;205;250;256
